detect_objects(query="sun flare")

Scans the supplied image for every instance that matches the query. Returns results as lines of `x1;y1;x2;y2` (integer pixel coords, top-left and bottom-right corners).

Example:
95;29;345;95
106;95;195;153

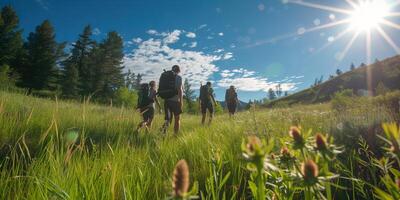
287;0;400;64
349;1;390;32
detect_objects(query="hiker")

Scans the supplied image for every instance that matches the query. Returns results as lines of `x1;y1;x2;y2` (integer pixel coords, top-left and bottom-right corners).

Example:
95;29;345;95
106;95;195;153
225;85;239;117
136;81;161;131
199;82;217;125
158;65;183;134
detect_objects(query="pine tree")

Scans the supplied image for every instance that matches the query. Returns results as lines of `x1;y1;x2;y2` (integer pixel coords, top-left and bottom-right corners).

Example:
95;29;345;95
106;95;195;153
183;79;196;113
61;63;79;98
91;31;124;100
268;88;276;100
74;25;95;95
275;84;282;97
0;6;23;67
23;20;64;91
350;63;355;71
318;75;323;84
336;69;342;76
134;73;142;90
62;25;95;97
125;69;132;88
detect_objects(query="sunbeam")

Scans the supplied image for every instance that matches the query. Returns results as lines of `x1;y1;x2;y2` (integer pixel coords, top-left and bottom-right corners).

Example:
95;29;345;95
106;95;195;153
287;0;352;14
339;31;360;61
287;0;400;65
376;26;400;54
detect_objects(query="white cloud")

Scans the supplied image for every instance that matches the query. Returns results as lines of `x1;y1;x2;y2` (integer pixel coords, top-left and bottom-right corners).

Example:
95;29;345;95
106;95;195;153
198;24;207;30
218;68;298;92
207;36;214;40
132;37;143;43
218;32;224;36
189;42;197;48
124;30;232;87
186;32;196;38
214;49;224;53
163;30;181;44
223;52;233;60
147;29;158;35
93;28;101;35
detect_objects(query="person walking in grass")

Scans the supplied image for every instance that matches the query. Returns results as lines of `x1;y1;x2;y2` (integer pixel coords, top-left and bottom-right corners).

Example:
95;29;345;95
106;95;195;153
136;81;161;131
199;82;217;125
225;85;239;118
158;65;183;134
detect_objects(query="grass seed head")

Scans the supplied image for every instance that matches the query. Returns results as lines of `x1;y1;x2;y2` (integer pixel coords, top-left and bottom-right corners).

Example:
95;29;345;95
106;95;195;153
172;159;190;198
301;160;319;180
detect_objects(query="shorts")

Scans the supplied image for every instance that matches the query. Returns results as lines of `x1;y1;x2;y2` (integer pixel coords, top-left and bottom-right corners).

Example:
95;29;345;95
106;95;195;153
141;107;154;121
201;101;214;114
164;100;182;121
227;103;237;113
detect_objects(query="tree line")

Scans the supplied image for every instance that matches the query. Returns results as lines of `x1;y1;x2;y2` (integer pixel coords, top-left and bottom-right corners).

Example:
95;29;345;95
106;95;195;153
0;5;143;103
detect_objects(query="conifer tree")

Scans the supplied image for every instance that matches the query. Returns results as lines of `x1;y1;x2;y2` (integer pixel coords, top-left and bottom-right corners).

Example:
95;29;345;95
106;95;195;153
23;20;64;91
0;6;23;67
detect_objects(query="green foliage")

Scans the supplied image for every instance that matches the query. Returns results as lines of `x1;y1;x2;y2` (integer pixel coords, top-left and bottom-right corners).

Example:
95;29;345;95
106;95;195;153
0;64;16;90
113;87;138;108
0;6;23;67
214;102;223;114
22;20;65;90
331;89;356;111
376;82;390;96
183;79;196;114
0;82;399;199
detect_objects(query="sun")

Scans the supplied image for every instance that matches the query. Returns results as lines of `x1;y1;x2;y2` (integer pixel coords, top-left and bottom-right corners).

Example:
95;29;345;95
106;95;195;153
349;1;390;32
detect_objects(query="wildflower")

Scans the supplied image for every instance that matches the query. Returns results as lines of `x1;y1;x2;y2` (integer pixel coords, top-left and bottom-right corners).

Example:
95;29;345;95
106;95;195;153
247;136;262;154
289;126;305;149
280;147;290;156
243;135;264;159
396;178;400;189
301;160;319;182
290;126;303;143
172;159;190;198
315;133;327;151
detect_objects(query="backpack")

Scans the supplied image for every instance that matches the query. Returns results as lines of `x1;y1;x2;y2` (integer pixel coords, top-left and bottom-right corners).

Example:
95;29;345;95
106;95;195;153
199;85;211;102
137;83;154;108
225;89;237;104
158;70;177;99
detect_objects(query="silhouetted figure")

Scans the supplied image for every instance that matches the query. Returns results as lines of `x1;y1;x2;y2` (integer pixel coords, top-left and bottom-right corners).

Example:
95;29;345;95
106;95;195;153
158;65;183;134
199;82;217;125
136;81;161;131
225;85;239;117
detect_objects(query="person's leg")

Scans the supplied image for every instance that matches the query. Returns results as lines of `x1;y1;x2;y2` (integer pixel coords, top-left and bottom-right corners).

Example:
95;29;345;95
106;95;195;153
201;103;206;125
208;103;214;125
162;101;170;133
174;114;180;134
147;108;155;128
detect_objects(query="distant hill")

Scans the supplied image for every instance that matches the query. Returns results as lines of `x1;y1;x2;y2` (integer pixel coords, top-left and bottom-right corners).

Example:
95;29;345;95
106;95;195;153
266;55;400;107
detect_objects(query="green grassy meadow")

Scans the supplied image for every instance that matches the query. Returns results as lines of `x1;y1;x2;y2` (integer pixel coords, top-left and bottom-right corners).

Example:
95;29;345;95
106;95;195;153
0;90;399;199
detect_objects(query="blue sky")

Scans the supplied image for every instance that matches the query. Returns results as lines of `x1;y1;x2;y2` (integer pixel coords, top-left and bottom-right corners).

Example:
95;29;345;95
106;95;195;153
2;0;400;101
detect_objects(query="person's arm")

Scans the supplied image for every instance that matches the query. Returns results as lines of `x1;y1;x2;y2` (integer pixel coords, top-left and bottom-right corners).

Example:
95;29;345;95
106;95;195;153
211;94;217;106
178;85;183;108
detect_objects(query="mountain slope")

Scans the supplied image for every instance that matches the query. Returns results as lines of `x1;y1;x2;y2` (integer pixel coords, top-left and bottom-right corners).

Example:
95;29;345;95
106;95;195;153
267;55;400;107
